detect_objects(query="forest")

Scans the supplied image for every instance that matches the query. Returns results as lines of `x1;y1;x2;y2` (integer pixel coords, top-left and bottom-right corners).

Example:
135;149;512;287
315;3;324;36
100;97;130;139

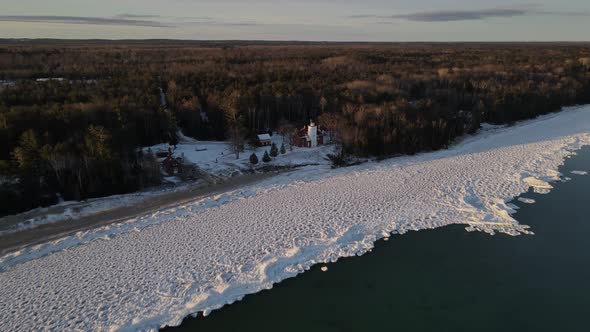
1;41;590;216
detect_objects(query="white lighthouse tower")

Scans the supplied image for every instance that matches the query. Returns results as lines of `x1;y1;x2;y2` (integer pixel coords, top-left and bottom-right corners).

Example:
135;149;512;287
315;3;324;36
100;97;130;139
307;120;318;147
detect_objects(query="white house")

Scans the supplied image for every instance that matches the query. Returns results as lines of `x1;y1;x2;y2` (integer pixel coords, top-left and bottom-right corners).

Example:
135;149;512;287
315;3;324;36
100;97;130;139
257;134;272;146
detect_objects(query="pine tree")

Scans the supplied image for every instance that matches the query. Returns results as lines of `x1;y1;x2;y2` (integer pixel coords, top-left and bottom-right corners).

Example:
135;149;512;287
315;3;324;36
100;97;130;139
270;142;278;157
280;143;286;154
262;150;271;163
249;153;259;165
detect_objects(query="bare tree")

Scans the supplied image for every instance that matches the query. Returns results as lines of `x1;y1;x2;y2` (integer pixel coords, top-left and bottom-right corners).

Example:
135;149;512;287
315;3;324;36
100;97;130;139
277;118;295;150
319;96;328;113
317;112;342;144
221;90;246;159
41;143;69;190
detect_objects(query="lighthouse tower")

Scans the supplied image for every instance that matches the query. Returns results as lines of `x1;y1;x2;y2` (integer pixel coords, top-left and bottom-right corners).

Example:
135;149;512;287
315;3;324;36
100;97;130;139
307;120;318;147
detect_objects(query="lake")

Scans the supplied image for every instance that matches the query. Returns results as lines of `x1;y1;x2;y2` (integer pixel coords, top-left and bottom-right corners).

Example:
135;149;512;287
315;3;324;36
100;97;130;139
165;146;590;332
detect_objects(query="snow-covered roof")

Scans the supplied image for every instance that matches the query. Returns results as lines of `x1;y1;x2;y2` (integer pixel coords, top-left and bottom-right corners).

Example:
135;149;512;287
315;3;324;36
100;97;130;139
257;134;272;141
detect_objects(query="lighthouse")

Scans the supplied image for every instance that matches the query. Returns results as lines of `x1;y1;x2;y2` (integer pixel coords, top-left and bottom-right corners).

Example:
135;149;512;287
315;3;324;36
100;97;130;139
292;120;324;148
307;120;318;147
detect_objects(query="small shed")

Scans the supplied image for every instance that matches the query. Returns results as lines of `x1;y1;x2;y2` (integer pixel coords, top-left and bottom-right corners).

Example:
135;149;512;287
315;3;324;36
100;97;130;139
257;134;272;146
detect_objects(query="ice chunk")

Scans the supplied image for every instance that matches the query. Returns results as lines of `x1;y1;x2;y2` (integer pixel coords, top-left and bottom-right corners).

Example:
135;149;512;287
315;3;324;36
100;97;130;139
523;177;553;194
518;197;536;204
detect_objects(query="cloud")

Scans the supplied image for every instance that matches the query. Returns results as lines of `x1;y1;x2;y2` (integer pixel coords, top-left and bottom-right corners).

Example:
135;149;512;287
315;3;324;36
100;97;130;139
0;15;171;28
116;14;161;19
177;19;261;26
347;15;379;19
389;8;529;22
350;6;590;22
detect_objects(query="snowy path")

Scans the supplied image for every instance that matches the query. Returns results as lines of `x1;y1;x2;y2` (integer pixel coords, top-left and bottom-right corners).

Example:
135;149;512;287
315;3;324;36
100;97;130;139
1;106;590;331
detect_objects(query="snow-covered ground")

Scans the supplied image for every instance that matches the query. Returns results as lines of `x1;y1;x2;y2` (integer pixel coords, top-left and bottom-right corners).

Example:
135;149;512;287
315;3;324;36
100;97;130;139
1;134;332;236
0;181;204;237
149;131;334;178
1;106;590;331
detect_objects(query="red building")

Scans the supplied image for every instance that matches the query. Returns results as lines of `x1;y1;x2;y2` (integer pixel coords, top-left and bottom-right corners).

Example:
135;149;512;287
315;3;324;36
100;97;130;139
162;155;183;176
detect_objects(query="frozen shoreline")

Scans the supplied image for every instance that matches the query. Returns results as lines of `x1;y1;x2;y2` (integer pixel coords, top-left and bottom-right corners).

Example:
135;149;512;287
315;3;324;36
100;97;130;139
0;136;334;237
0;184;191;236
1;106;590;331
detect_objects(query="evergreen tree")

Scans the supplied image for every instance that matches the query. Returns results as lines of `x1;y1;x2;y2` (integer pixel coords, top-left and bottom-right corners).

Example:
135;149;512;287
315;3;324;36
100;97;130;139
270;142;278;157
262;150;271;163
249;153;259;165
280;143;286;155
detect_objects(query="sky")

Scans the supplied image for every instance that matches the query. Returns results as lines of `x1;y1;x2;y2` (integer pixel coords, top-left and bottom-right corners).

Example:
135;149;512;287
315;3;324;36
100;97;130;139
0;0;589;41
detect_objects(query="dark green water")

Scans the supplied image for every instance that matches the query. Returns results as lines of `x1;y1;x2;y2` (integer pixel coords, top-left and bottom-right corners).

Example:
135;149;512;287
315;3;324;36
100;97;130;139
165;146;590;332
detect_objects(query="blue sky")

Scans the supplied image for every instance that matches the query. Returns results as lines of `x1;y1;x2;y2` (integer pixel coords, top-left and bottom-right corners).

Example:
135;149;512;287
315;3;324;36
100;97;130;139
1;1;589;41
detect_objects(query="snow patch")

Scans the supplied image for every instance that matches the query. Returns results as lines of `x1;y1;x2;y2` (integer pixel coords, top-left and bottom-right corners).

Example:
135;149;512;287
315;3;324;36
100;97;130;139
0;182;199;236
163;176;182;184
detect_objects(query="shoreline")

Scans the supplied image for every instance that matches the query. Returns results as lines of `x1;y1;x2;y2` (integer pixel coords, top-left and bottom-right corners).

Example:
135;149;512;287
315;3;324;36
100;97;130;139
3;104;588;255
1;106;589;331
165;145;590;332
0;170;283;256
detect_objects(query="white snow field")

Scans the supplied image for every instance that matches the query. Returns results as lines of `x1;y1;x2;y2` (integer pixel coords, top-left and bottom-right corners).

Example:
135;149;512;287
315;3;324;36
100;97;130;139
147;132;333;178
1;106;590;331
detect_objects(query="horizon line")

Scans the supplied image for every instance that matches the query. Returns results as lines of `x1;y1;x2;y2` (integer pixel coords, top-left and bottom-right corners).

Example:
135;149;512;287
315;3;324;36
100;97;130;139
1;38;590;44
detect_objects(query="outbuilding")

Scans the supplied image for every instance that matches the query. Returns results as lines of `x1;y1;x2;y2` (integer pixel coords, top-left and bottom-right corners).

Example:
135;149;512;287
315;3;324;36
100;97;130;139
257;134;272;146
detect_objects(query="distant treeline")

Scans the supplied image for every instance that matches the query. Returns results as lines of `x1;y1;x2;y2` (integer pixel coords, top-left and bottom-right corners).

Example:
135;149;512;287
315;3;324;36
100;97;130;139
1;42;589;215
